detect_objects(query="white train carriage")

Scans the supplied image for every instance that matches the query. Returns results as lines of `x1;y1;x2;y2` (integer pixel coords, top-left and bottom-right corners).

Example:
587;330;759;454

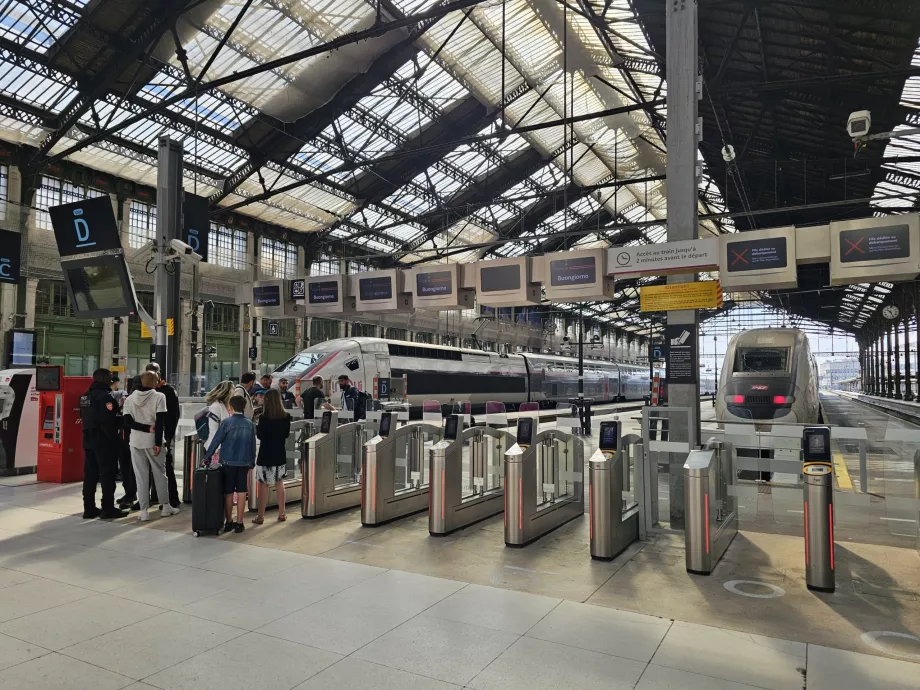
272;338;654;409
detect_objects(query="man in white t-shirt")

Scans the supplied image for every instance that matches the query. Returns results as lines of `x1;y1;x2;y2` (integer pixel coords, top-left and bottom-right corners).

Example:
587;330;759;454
122;372;178;522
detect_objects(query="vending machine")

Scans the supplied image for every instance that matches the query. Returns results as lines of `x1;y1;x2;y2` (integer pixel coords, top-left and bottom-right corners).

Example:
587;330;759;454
36;366;91;483
0;368;39;475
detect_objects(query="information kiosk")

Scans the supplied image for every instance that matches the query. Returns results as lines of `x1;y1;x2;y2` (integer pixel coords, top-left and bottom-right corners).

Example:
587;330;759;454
36;367;90;483
802;426;835;592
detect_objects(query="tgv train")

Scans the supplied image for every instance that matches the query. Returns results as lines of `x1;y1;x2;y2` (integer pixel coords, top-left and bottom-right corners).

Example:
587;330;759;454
716;328;820;425
273;337;652;408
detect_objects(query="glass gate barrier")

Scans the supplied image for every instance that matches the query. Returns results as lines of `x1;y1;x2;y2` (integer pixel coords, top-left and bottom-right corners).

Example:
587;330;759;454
362;421;444;526
301;418;367;518
485;401;507;427
429;423;514;535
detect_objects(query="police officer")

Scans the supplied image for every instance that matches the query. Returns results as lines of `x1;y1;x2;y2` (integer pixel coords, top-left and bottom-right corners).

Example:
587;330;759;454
80;368;128;519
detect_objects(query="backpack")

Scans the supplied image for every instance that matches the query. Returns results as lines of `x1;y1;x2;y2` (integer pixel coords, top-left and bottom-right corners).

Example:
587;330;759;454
355;390;371;420
194;406;218;441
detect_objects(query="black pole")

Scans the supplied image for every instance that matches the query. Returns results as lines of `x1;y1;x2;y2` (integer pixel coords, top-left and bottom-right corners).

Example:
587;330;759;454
578;307;584;398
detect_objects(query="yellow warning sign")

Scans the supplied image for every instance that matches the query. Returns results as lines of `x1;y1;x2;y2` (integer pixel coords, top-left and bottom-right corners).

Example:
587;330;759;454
640;281;723;312
110;365;126;372
140;319;175;339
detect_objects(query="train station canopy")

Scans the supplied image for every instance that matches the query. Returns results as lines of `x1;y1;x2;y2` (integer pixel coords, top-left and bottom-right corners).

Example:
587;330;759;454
0;0;917;335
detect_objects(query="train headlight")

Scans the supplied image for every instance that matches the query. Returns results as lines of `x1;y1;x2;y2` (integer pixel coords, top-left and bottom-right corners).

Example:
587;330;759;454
773;395;795;404
727;395;745;404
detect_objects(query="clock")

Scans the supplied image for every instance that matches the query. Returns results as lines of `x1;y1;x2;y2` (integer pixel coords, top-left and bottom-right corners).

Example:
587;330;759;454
882;305;900;320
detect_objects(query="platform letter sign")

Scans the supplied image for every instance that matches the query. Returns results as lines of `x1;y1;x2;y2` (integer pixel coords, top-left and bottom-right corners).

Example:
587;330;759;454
0;230;21;284
665;324;697;384
183;193;209;263
290;279;306;301
267;322;280;336
840;224;910;263
49;196;122;258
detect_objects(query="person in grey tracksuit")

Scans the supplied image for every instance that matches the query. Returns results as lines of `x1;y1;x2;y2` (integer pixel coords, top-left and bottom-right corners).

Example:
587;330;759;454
122;371;179;522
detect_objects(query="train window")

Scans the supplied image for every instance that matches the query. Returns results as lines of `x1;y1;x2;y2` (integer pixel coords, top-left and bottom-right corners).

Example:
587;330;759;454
735;347;790;373
274;352;326;373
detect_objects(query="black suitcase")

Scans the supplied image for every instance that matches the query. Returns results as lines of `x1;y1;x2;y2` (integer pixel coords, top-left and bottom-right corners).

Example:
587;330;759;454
192;463;224;537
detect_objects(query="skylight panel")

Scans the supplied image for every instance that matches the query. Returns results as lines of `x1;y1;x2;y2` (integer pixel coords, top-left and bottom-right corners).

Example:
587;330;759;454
0;0;81;53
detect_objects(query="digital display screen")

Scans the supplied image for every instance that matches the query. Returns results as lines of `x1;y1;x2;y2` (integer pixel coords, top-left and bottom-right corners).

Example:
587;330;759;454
480;264;521;293
840;224;910;263
42;406;54;431
65;261;134;315
379;412;392;438
807;433;826;456
599;422;619;452
416;271;453;297
36;366;61;392
727;237;788;273
320;410;332;434
359;276;393;302
550;257;597;287
517;417;534;447
308;280;339;305
10;331;35;367
444;415;459;441
253;285;281;307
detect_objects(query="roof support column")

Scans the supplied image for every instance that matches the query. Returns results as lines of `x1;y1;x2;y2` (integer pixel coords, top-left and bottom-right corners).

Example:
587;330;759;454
875;334;882;397
665;0;700;529
902;313;911;401
894;318;902;399
155;137;184;382
885;324;894;399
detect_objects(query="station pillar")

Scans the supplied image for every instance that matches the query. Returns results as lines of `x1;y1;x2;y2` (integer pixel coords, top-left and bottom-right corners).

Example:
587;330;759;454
868;340;876;395
886;324;895;398
894;319;903;399
903;315;912;401
876;334;884;397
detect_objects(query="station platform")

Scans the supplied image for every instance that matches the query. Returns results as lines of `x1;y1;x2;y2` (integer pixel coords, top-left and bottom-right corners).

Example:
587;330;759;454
1;396;919;690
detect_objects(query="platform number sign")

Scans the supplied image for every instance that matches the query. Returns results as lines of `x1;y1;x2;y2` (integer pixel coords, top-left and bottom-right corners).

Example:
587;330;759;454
650;342;665;362
267;322;280;337
248;347;258;361
378;378;390;401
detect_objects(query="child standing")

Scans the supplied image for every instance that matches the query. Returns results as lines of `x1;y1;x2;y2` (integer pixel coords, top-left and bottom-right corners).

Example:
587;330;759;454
253;389;291;524
203;395;256;534
122;372;177;522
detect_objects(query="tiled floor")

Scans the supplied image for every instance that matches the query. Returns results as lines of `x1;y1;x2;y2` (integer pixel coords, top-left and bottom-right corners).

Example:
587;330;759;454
1;484;919;688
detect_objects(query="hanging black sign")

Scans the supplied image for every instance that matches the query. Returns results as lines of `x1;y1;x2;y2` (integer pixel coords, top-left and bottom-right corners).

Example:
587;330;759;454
726;237;787;272
48;196;122;258
0;230;21;284
840;224;910;263
183;193;210;263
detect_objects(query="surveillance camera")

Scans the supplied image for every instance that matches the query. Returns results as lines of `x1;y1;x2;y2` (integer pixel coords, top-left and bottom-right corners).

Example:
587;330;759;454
167;239;203;261
847;110;871;139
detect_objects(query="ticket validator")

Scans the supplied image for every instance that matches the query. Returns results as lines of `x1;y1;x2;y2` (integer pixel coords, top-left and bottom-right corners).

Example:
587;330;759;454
802;426;835;592
588;421;639;560
37;366;91;483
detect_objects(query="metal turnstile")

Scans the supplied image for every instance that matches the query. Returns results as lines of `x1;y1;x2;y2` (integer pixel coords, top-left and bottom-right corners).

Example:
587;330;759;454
362;421;443;526
504;429;585;547
248;420;312;511
804;465;835;592
684;440;738;575
589;429;641;560
429;424;514;536
301;415;367;518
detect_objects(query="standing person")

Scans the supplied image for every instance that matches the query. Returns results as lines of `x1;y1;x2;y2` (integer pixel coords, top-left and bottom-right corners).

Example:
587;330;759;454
301;376;330;419
253;389;291;524
204;381;235;445
123;372;178;522
145;363;180;509
110;374;136;509
203;396;256;534
259;374;273;391
79;369;129;520
278;378;297;409
235;372;256;419
337;374;362;419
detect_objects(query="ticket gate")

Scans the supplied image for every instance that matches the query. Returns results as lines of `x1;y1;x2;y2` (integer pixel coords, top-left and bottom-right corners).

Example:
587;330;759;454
429;415;515;536
588;422;641;560
684;439;738;575
248;419;312;511
802;426;835;593
504;423;585;547
362;412;443;526
301;411;368;518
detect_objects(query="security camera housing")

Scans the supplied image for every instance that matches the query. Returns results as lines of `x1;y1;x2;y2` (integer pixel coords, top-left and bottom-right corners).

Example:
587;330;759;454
847;110;871;139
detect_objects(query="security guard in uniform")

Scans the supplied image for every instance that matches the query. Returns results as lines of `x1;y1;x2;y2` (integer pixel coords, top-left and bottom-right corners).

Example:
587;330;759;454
80;368;128;519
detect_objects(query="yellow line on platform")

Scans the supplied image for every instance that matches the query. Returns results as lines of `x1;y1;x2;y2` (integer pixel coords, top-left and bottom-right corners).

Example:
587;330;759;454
832;451;854;491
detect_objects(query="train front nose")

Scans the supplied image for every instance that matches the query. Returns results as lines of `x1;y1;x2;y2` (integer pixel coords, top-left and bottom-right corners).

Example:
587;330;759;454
723;378;797;421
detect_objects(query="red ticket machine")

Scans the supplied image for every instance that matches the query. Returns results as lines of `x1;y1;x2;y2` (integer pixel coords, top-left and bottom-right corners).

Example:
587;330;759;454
36;366;91;483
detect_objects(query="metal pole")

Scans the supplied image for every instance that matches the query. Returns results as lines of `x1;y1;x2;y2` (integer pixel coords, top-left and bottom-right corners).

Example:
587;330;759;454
155;136;183;380
903;315;913;400
886;324;894;398
665;0;701;530
895;318;902;399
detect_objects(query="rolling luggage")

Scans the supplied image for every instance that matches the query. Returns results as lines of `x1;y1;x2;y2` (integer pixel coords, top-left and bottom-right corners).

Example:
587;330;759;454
192;463;224;537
